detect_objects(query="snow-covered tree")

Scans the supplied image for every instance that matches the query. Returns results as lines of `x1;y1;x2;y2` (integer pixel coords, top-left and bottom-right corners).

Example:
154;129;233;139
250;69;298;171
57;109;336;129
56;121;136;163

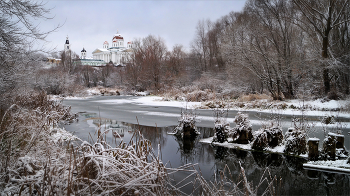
293;0;350;95
0;0;59;112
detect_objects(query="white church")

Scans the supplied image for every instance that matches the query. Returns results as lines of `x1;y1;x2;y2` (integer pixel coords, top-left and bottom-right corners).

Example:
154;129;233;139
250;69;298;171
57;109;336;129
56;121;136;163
92;33;133;66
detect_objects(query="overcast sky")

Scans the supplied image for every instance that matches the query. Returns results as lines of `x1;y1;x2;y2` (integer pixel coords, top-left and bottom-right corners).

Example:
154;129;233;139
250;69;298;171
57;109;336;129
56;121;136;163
41;0;247;57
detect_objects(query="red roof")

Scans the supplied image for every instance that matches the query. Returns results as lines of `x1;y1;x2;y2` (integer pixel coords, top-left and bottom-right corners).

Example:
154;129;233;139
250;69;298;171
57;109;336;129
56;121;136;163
113;35;123;40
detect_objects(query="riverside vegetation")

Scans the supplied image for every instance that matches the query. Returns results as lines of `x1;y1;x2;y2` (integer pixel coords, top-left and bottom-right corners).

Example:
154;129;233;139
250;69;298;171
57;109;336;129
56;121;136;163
0;91;281;195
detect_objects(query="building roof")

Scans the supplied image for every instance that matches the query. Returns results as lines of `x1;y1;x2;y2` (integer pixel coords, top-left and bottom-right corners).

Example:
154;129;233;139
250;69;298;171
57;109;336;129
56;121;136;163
77;59;104;62
92;48;109;54
81;48;86;52
104;41;109;44
113;33;123;40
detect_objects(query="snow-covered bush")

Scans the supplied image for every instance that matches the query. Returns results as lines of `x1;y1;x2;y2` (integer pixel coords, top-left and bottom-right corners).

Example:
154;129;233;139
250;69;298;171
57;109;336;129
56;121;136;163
230;112;253;144
322;134;337;160
284;128;307;155
171;108;200;139
252;130;269;151
213;123;230;143
212;109;230;143
252;121;283;151
321;115;335;125
0;92;73;169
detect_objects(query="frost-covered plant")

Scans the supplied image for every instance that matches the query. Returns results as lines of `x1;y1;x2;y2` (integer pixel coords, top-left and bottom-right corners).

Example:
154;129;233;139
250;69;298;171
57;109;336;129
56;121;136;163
284;128;307;155
230;112;253;144
234;112;252;130
0;92;78;195
321;132;348;160
167;161;279;196
212;109;230;143
0;92;74;175
321;115;335;125
252;130;269;151
73;130;173;195
171;108;200;138
322;134;337;160
252;121;283;151
1;123;176;195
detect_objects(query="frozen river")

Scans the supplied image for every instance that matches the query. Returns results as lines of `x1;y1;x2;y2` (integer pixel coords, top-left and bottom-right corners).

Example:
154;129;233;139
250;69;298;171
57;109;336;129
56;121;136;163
63;95;350;195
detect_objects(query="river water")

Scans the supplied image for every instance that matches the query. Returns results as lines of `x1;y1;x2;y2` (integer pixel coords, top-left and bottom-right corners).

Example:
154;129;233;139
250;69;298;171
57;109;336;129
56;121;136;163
62;96;350;195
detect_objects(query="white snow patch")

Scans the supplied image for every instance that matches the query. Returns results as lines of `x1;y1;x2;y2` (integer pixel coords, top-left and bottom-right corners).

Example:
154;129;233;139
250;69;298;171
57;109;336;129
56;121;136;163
266;145;285;153
131;111;181;118
87;88;101;95
49;127;77;143
308;137;320;141
200;137;286;153
238;108;350;118
200;137;214;144
63;96;89;100
328;132;344;137
93;96;202;109
95;99;134;104
304;160;350;173
288;99;347;110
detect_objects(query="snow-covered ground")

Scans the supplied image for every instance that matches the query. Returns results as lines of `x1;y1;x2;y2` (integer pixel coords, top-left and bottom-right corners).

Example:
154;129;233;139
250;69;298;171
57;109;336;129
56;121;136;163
304;160;350;174
119;96;350;119
92;96;202;109
200;136;306;157
63;93;349;117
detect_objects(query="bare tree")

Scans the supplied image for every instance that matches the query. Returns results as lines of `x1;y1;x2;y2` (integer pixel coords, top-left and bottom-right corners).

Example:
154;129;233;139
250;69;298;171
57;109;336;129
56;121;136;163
125;35;167;91
223;0;303;100
191;19;211;72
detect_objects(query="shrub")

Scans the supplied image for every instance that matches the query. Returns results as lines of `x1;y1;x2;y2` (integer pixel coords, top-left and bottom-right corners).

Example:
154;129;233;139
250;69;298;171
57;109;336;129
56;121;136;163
252;128;283;151
172;108;199;139
230;112;253;144
212;109;230;143
252;130;269;151
0;91;75;188
284;128;307;155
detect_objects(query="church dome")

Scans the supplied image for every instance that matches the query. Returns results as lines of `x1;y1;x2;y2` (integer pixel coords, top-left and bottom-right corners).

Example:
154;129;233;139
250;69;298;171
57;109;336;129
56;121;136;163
81;48;86;52
104;41;109;44
112;33;123;42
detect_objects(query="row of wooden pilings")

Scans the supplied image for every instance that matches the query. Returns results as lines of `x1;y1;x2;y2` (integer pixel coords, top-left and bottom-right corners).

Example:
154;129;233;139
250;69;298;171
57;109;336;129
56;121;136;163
308;132;346;160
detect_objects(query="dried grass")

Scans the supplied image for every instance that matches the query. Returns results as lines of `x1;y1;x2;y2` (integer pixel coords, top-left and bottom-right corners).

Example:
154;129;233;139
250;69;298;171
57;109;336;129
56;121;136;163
238;94;272;102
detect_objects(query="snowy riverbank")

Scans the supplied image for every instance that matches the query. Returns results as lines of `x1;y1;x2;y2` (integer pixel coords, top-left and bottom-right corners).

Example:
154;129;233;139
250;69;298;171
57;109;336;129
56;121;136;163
60;93;350;119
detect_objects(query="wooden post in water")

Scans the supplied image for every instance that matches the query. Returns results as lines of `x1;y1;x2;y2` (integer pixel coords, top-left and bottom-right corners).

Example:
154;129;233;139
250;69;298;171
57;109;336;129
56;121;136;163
308;138;319;161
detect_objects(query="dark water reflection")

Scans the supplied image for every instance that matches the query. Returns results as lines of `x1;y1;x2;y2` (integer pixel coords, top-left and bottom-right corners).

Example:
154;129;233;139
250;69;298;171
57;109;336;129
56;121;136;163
64;112;350;195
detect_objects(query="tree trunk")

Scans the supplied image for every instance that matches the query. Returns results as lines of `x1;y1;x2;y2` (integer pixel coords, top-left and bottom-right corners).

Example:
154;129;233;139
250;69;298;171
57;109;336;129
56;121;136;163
323;67;331;94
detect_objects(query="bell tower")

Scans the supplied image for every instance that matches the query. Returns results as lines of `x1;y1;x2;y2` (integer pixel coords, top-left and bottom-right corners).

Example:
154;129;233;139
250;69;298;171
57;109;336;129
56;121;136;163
64;35;70;52
81;47;86;59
